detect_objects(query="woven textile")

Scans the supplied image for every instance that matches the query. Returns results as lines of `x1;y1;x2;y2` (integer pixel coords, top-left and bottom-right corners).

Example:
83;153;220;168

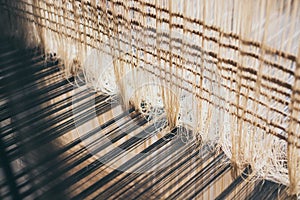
1;0;299;195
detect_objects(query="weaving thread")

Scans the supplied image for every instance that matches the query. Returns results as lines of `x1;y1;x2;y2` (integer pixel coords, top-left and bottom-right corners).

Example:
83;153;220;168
0;0;299;195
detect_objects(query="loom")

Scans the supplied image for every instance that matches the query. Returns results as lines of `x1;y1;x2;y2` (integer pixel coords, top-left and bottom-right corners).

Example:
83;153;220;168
0;0;299;199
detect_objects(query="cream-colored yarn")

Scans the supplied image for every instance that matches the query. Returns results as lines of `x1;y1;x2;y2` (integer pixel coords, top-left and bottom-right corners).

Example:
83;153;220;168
1;0;299;195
